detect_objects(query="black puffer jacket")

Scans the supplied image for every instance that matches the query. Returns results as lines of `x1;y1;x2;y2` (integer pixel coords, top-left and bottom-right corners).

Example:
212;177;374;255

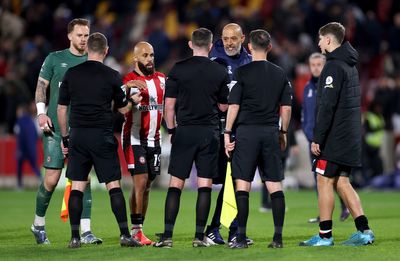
313;41;361;167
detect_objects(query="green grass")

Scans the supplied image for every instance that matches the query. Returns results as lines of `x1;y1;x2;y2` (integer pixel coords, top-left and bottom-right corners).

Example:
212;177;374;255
0;189;399;260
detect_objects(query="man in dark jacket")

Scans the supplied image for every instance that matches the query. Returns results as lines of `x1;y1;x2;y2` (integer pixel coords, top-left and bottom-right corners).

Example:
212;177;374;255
301;52;349;224
300;22;374;247
205;23;253;246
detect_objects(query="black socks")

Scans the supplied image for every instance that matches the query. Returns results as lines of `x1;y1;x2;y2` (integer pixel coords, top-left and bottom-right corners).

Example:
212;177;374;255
164;187;182;238
195;187;212;240
109;188;130;237
69;190;83;239
236;190;249;242
270;191;285;243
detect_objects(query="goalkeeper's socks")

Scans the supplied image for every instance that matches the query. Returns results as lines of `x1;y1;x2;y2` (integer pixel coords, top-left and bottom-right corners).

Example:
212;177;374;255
34;182;54;222
319;220;333;239
81;182;92;220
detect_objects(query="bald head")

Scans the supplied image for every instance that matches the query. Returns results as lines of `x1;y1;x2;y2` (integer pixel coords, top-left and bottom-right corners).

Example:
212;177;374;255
134;42;153;56
223;23;243;36
221;23;245;56
133;41;155;76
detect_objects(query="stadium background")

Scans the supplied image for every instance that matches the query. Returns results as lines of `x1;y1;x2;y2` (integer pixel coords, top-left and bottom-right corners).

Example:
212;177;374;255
0;0;400;190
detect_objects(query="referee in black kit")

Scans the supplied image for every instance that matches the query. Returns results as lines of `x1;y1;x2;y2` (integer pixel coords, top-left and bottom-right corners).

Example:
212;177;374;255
154;28;229;248
224;29;292;249
57;32;142;248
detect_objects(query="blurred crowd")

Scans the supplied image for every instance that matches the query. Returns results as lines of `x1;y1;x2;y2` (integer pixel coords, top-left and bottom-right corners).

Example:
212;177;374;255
1;0;400;187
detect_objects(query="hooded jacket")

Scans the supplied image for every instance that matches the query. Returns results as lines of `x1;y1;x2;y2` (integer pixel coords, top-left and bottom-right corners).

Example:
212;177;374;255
209;39;252;129
313;41;362;167
209;39;252;82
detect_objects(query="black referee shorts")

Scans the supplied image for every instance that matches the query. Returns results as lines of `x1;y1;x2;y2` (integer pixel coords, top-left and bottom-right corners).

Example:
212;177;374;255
212;135;228;184
232;125;284;182
168;125;219;180
66;128;121;184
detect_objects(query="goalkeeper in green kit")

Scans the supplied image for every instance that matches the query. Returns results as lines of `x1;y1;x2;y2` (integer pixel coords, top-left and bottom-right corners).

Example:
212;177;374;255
30;18;101;245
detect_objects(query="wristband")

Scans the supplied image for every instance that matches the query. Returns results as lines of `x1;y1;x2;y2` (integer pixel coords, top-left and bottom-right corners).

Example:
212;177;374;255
279;129;287;134
223;129;232;134
36;102;46;116
167;127;176;135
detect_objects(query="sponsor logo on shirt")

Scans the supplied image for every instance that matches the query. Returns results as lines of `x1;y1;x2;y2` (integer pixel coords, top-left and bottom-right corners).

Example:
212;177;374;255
138;104;164;111
61;63;68;68
228;80;237;91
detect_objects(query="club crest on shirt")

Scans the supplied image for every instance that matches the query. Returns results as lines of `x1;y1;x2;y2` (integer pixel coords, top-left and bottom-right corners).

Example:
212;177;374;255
324;76;334;88
227;65;233;74
139;156;146;164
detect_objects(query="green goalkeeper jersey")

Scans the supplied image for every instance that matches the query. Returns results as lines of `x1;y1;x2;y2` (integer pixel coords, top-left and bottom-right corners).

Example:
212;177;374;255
39;49;87;132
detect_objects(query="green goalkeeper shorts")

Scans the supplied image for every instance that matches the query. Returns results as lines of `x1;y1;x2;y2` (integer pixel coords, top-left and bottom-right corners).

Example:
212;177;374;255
42;131;64;169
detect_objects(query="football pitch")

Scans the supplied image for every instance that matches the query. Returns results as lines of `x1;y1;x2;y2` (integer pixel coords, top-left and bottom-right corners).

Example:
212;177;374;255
0;189;399;260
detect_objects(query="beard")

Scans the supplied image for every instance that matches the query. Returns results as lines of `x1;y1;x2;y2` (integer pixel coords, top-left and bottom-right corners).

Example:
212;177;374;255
73;42;86;54
224;45;241;57
138;61;154;76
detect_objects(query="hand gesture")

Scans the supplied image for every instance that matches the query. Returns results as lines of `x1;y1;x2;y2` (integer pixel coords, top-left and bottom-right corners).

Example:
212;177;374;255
125;80;147;90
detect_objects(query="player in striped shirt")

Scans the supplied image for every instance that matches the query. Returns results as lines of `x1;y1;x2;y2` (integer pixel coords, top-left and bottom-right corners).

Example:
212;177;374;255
121;42;165;245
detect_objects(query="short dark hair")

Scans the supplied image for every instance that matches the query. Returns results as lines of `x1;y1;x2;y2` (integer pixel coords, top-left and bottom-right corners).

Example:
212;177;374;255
87;32;108;54
319;22;345;44
249;29;271;51
67;18;90;34
191;28;213;48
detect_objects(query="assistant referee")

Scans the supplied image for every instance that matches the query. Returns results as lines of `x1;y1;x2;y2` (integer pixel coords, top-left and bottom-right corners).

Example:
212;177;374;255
224;29;292;249
57;32;141;248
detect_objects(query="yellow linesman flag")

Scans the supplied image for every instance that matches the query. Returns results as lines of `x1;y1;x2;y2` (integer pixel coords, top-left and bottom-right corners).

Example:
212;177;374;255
220;162;237;228
60;179;72;222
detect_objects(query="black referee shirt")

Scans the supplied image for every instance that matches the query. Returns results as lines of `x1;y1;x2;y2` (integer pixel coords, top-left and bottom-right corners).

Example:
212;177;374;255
58;60;127;129
165;56;229;126
228;60;292;126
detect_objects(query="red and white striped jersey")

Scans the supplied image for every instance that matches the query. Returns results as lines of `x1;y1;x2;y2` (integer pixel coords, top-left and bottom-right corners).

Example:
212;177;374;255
122;71;165;148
